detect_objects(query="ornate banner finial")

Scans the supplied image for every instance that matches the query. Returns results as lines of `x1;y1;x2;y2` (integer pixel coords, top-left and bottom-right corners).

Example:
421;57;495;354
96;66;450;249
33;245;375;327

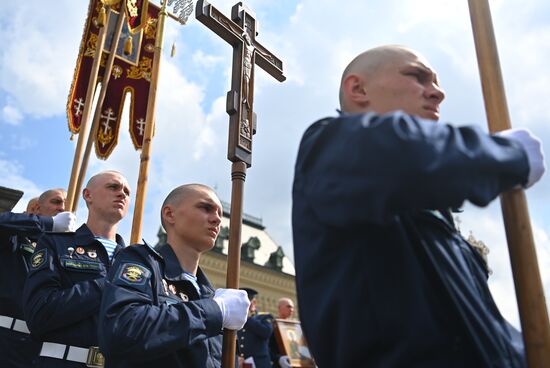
167;0;194;24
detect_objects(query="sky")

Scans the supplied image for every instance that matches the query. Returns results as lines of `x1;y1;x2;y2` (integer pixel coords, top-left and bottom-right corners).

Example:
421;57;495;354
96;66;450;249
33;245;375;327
1;0;549;329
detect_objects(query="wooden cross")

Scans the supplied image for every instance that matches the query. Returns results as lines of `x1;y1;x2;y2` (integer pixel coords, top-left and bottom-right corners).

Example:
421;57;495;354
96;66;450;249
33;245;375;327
196;2;285;368
196;0;285;167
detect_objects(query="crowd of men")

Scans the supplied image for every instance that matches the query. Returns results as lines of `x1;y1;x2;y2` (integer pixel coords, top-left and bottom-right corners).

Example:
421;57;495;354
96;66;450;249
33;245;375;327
1;44;546;368
1;172;297;368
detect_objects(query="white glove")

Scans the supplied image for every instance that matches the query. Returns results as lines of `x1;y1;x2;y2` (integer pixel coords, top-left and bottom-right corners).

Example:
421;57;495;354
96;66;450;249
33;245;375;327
52;212;77;232
497;128;546;188
278;355;292;368
213;288;250;330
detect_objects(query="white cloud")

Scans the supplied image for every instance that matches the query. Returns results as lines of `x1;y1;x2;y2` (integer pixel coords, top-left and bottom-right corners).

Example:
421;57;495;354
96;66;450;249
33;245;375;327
192;50;225;69
0;159;42;212
0;1;87;118
1;105;23;125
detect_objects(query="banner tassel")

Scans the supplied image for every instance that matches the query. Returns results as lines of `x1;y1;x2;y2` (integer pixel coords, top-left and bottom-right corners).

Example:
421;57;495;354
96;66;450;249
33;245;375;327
97;5;106;28
171;42;176;57
124;36;133;56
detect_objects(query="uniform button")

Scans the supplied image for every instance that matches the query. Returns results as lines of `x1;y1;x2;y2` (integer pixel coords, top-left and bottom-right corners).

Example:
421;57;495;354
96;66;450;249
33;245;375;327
240;336;244;340
240;344;244;348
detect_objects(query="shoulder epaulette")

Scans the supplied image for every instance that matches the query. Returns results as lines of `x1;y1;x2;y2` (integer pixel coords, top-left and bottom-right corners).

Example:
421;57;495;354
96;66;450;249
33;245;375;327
142;241;163;259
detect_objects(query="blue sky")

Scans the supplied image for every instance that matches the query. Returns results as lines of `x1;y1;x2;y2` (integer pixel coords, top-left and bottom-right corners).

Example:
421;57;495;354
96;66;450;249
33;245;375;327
1;0;549;328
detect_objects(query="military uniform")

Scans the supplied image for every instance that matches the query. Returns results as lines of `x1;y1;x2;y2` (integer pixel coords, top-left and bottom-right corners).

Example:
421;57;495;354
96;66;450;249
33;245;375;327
98;242;224;368
237;312;274;368
0;212;53;368
293;112;528;367
22;224;124;367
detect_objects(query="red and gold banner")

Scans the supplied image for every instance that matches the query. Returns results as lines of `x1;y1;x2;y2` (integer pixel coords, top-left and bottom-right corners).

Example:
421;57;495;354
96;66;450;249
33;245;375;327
67;0;159;159
126;0;149;33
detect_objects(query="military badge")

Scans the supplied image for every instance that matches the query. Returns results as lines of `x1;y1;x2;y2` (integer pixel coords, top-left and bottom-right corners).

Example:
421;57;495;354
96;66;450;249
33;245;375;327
179;293;189;302
87;250;98;258
117;263;150;285
76;246;86;255
31;249;47;269
162;279;170;295
168;284;177;295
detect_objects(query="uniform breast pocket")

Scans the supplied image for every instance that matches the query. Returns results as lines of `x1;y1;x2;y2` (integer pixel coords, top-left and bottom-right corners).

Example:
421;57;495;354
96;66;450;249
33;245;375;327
59;256;106;283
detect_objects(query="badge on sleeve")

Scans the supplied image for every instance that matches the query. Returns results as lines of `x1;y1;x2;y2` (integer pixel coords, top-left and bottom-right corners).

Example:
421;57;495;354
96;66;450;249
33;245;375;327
31;249;47;270
116;263;150;286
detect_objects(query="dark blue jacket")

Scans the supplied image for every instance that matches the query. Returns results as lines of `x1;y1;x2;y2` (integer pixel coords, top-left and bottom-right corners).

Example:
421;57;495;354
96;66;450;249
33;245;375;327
99;242;224;368
237;312;274;368
0;212;53;368
23;224;124;348
0;212;53;319
292;112;528;368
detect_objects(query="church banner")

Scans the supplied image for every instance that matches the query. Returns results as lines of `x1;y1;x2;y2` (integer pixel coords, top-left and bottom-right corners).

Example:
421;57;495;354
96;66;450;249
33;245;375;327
67;0;159;159
126;0;149;33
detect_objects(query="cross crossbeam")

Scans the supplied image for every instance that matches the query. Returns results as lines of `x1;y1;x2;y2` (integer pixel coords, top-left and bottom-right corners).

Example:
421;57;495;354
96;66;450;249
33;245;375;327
196;0;285;166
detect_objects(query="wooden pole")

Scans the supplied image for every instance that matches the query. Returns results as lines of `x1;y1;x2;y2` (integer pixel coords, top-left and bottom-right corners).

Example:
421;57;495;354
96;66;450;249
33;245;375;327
468;1;550;366
71;4;127;212
66;8;110;211
195;3;285;366
222;161;247;368
130;0;167;244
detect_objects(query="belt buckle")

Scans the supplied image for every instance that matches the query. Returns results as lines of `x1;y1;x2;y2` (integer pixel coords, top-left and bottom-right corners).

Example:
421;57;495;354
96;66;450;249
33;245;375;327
86;346;104;368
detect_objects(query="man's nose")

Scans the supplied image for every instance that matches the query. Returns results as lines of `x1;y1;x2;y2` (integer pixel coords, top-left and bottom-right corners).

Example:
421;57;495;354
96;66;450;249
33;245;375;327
427;83;445;103
210;212;222;225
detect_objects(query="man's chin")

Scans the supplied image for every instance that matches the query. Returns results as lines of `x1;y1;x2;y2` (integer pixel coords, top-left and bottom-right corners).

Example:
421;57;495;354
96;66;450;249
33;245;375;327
420;110;440;121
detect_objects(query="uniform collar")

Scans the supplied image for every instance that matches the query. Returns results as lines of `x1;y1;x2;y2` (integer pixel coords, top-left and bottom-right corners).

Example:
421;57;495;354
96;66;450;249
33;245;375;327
74;223;125;248
156;242;214;291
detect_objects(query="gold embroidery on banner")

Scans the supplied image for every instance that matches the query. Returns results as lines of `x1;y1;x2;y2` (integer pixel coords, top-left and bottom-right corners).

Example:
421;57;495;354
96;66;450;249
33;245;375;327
126;56;152;81
144;43;155;53
145;18;158;40
127;0;139;17
100;53;108;67
85;34;98;57
98;128;114;147
112;65;123;79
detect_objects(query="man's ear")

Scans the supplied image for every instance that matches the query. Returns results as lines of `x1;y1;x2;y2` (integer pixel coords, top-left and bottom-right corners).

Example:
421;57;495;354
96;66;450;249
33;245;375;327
82;188;91;202
162;205;175;227
343;74;369;107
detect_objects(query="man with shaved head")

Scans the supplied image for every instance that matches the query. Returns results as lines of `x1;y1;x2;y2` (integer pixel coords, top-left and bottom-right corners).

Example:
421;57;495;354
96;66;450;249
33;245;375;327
25;197;39;214
269;297;296;368
1;188;75;368
292;45;545;367
23;170;130;367
99;183;249;368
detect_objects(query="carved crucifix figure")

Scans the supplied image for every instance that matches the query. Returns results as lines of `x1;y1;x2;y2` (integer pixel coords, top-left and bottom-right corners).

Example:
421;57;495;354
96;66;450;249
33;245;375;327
196;2;285;368
196;0;285;166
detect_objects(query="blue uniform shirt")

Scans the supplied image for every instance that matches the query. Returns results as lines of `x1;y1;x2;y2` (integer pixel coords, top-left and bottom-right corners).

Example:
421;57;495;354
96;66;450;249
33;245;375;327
99;242;224;368
292;112;528;368
0;212;53;368
23;224;124;349
0;212;53;319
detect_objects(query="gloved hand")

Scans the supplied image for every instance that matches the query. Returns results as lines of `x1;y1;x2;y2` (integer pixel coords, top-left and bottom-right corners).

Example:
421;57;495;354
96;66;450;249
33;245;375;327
497;128;546;188
213;288;250;330
278;355;292;368
52;212;77;232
